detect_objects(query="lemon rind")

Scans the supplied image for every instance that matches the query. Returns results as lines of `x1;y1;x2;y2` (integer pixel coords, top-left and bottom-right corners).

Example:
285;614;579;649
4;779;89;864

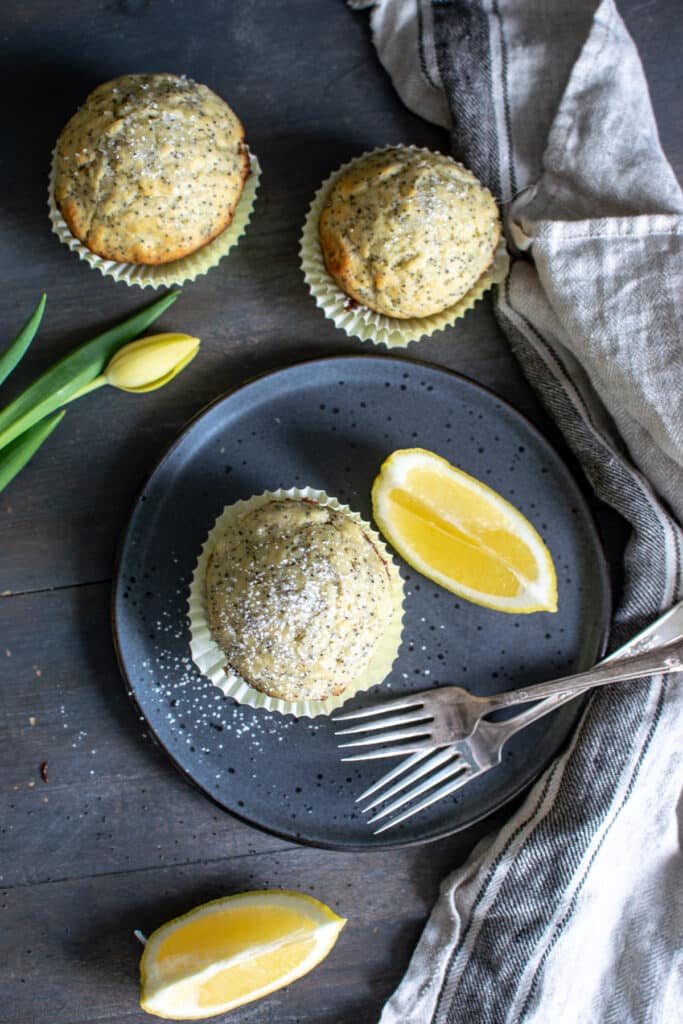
140;890;346;1019
372;448;557;614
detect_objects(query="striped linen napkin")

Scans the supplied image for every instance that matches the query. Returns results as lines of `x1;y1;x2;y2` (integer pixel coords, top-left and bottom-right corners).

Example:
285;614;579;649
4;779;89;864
353;2;683;1021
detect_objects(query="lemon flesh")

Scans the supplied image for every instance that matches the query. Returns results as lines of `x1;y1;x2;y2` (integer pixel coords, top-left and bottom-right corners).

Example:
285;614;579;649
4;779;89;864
372;448;557;614
140;890;346;1019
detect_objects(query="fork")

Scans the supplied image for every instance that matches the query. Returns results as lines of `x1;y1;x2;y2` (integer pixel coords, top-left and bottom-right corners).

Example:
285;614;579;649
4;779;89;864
356;701;560;833
334;635;683;760
350;600;683;833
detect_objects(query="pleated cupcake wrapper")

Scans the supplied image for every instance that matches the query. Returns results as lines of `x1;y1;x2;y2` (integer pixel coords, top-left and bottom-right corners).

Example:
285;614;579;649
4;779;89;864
188;487;405;719
300;146;510;348
48;148;260;289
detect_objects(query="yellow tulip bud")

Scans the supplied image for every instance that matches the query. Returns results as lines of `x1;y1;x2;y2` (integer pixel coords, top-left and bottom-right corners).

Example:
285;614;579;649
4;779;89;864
105;333;200;393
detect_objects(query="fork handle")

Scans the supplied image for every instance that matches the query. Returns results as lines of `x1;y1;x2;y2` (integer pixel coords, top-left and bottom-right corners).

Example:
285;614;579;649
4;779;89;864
484;636;683;712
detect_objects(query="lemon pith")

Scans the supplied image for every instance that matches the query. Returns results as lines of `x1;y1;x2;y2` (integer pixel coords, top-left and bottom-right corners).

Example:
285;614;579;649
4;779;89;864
139;890;346;1019
372;448;557;614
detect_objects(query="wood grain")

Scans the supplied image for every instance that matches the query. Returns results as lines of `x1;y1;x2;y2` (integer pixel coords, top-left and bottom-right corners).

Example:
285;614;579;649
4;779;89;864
0;1;680;1022
0;582;508;1023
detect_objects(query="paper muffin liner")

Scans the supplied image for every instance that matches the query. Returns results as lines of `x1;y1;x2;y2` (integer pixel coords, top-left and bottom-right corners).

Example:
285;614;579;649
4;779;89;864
48;148;260;289
187;487;405;719
300;146;509;348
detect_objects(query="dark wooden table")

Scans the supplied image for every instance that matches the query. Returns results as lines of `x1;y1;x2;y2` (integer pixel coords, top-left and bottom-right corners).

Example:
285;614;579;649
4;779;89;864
1;3;680;1023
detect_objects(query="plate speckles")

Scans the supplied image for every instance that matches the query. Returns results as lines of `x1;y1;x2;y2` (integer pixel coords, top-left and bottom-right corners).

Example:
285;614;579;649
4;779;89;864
112;355;610;849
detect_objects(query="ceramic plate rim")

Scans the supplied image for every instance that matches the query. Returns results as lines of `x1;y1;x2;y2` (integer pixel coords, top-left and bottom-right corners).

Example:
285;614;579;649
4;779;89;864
111;353;612;850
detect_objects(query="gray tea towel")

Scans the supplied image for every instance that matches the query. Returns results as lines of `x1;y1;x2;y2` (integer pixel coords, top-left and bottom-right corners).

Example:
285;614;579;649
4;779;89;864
355;2;683;1022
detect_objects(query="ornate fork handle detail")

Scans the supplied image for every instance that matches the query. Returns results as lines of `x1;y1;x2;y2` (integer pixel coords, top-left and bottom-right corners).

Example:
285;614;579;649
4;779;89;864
335;602;683;761
355;604;683;832
485;636;683;713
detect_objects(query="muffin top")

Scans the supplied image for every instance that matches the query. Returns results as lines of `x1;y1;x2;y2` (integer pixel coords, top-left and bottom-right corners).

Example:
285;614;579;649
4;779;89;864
318;147;500;319
205;498;395;703
54;73;249;264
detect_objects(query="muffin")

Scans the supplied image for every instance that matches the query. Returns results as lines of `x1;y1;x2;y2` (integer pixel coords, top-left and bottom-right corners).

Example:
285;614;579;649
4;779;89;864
318;147;500;319
188;489;405;717
54;73;250;265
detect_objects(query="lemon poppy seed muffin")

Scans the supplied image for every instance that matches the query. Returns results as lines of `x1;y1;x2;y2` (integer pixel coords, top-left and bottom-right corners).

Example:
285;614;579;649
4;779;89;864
204;497;397;703
54;73;249;264
318;147;500;319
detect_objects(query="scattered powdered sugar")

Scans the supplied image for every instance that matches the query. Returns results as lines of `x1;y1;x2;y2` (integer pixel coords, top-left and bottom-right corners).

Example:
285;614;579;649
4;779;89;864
71;729;88;749
137;594;296;772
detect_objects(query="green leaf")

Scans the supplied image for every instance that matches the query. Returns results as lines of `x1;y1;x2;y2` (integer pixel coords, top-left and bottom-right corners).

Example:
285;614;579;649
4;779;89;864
0;409;66;494
0;290;180;450
0;294;46;387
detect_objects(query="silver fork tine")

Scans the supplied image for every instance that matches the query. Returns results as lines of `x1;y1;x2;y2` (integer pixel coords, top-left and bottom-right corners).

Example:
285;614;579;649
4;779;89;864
341;738;438;761
336;612;683;761
334;707;432;737
333;695;426;722
337;725;435;750
372;765;478;834
366;752;469;825
355;750;435;803
361;747;460;812
353;604;683;834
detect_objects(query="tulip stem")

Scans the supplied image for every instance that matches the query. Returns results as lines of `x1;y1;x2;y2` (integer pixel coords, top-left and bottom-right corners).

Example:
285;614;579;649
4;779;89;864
0;409;65;494
0;377;105;450
0;290;179;452
69;375;107;401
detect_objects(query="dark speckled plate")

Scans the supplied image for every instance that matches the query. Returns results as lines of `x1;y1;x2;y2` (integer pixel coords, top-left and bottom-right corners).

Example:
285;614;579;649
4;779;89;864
112;355;610;850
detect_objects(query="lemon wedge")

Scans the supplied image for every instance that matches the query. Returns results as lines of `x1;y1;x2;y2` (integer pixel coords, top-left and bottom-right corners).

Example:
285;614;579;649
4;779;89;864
372;448;557;614
139;890;346;1019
